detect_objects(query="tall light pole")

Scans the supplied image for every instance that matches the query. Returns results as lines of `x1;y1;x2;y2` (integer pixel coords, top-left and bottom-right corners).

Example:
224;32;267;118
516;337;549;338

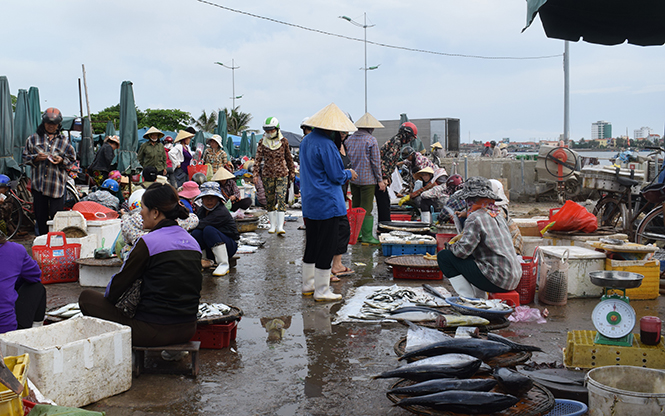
340;13;379;114
214;59;242;108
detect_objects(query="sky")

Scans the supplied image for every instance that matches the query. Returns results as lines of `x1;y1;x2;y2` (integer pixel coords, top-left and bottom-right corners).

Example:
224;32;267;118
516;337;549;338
2;0;664;143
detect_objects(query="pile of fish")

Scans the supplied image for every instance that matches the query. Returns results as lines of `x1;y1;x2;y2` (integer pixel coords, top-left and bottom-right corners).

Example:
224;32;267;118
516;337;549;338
454;296;513;312
197;302;232;320
46;303;82;320
376;326;543;414
381;231;437;243
350;285;450;321
239;232;265;247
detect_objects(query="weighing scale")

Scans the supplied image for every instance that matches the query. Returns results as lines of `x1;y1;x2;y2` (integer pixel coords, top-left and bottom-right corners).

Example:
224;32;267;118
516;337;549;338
589;271;644;347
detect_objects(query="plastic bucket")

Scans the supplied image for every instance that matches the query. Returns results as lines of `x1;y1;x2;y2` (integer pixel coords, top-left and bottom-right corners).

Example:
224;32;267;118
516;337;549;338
347;207;366;245
585;366;665;416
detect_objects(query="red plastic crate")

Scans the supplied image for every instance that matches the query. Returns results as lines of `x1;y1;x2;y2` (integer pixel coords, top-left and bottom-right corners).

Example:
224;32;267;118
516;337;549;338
392;265;443;280
436;233;457;252
190;320;239;349
517;256;537;304
32;232;81;284
390;213;412;221
489;290;520;307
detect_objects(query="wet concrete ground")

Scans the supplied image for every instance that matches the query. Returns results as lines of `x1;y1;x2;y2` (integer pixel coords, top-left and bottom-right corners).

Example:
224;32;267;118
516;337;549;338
16;207;665;416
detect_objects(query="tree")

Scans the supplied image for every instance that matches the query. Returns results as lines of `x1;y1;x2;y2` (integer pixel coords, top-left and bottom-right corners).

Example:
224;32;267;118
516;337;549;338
224;106;253;135
90;104;120;134
11;94;16;112
139;109;190;131
191;110;217;133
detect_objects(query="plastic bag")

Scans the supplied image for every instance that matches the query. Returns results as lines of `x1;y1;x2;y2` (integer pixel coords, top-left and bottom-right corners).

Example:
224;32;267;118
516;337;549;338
548;200;598;233
405;322;451;352
507;306;547;324
538;249;569;306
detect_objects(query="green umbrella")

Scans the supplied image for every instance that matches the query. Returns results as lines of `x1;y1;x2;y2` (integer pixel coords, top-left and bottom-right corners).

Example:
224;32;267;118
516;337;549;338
0;76;20;178
225;135;236;158
216;110;228;154
27;87;41;135
114;81;140;174
239;131;250;157
250;132;257;158
79;117;94;168
400;113;409;124
13;89;32;166
105;121;116;139
191;130;206;155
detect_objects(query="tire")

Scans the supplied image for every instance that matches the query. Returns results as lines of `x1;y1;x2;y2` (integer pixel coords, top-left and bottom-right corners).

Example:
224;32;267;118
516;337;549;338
0;193;23;239
593;196;629;232
64;184;80;209
635;206;665;247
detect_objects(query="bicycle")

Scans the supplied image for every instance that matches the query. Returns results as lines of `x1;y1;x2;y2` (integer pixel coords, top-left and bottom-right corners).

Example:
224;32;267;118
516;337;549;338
592;146;665;245
1;165;35;239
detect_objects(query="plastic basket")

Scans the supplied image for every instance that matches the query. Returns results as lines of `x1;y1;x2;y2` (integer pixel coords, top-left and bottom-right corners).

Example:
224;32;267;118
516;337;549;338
32;232;81;284
381;244;437;256
543;399;588;416
518;256;537;304
0;354;29;416
392;265;443;280
391;213;412;221
188;162;209;180
346;207;366;245
190;320;239;349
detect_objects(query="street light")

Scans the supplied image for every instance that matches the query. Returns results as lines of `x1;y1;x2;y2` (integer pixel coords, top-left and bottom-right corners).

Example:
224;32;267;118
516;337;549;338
340;13;378;113
214;59;241;108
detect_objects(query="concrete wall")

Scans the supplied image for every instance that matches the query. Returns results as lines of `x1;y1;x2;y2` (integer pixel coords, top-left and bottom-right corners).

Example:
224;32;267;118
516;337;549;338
438;156;539;201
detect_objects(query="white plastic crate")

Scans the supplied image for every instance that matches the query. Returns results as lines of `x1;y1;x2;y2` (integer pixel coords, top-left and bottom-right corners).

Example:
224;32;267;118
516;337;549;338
0;316;131;408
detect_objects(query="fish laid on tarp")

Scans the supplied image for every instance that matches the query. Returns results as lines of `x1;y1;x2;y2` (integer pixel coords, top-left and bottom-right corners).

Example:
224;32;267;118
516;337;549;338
487;333;542;352
389;306;445;315
373;357;481;381
389;311;439;322
422;284;448;300
388;378;497;396
493;367;534;396
396;390;519;413
399;338;512;361
436;315;490;328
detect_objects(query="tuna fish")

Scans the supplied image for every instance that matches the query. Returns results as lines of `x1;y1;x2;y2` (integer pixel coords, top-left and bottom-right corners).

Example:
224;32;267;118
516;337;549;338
388;378;497;396
373;355;481;382
396;390;519;413
398;338;512;361
487;333;543;352
493;367;534;396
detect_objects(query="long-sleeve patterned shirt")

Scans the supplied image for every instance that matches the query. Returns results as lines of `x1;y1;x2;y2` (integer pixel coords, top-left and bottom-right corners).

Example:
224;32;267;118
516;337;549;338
255;137;295;179
345;130;382;185
203;147;228;173
404;152;436;174
449;208;522;291
23;132;76;198
380;135;404;181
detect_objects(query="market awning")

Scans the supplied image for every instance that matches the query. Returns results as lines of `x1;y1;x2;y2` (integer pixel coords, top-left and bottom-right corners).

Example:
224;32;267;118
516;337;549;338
524;0;665;46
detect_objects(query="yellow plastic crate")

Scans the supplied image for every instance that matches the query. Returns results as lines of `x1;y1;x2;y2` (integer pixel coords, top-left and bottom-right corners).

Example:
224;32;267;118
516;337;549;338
0;354;29;416
564;330;665;370
605;259;660;300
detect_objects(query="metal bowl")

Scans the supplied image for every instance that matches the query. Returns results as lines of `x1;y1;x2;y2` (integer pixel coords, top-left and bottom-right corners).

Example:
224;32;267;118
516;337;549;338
589;271;644;289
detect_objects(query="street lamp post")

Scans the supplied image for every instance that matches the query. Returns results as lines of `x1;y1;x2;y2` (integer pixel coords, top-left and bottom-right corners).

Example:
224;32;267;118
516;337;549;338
340;13;379;114
214;59;241;108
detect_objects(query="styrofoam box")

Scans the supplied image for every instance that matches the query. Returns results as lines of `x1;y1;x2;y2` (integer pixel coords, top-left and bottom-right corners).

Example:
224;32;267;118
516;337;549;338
79;261;122;287
51;211;87;234
522;236;552;259
86;219;121;249
538;246;606;298
0;316;131;408
543;233;628;250
33;234;97;259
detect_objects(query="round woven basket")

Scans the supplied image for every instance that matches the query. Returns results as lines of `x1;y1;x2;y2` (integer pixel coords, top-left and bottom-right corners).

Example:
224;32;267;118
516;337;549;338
197;305;244;325
236;216;259;233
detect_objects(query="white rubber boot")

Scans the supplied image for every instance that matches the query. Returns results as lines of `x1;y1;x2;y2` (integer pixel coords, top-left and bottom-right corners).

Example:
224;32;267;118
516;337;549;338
268;211;277;233
449;275;488;299
211;244;230;276
313;267;342;302
275;211;286;235
471;286;488;300
302;262;315;296
421;211;431;225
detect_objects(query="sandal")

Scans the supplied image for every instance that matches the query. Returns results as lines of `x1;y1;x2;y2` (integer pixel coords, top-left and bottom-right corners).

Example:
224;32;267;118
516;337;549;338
331;266;355;277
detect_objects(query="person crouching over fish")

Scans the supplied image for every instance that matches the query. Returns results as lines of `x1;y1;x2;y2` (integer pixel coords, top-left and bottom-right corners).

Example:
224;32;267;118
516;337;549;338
436;177;521;299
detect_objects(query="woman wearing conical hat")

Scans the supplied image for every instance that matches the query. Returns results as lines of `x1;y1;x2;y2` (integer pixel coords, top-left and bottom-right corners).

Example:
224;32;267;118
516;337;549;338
138;127;167;176
299;103;358;302
170;129;195;187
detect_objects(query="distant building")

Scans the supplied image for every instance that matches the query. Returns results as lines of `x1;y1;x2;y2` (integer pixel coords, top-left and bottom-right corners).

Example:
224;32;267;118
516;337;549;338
634;126;653;140
592;121;612;140
373;118;460;152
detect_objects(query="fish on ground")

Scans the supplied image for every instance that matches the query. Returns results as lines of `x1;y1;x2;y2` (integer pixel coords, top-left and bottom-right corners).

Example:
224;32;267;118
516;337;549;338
396;390;519;413
487;333;543;352
399;338;512;361
388;378;497;396
373;357;481;382
493;367;534;396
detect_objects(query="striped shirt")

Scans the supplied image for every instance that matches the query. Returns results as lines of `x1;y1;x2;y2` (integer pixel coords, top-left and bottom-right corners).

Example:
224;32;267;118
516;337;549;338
345;130;382;185
23;132;76;198
449;208;522;291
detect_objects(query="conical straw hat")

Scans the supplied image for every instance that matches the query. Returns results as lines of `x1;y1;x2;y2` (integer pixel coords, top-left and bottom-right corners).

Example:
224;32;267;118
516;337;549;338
431;142;443;149
212;167;236;181
303;103;357;133
143;126;164;139
355;112;384;129
174;130;194;143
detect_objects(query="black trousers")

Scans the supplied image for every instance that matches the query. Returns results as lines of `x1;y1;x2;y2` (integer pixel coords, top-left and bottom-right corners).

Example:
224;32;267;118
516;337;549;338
303;216;341;269
32;189;64;236
375;185;391;223
231;197;252;211
335;215;350;256
15;281;46;329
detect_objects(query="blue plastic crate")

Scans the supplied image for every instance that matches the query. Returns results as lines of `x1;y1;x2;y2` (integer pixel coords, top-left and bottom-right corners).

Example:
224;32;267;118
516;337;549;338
381;243;437;257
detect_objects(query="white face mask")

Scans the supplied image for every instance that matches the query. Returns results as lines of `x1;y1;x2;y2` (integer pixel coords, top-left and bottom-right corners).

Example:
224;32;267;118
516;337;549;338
150;137;158;142
267;130;278;139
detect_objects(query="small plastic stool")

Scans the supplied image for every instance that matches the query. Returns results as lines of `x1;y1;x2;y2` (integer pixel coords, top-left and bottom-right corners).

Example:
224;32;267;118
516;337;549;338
133;341;200;377
488;290;520;307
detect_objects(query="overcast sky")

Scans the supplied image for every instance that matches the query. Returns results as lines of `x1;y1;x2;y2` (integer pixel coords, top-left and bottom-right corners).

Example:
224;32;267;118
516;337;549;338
2;0;664;143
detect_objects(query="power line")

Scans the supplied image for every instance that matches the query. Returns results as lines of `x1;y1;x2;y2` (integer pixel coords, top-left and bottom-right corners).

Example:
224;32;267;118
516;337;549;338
196;0;562;60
